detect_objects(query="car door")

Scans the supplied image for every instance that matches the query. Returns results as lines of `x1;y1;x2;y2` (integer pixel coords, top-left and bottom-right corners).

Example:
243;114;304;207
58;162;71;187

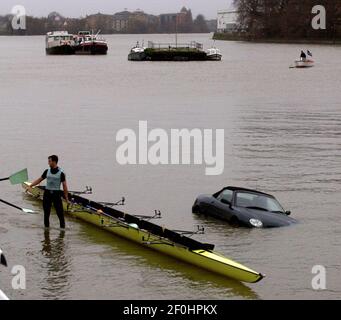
210;189;234;221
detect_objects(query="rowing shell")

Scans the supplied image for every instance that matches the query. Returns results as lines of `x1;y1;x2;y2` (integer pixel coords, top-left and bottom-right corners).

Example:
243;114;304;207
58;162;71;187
22;182;264;283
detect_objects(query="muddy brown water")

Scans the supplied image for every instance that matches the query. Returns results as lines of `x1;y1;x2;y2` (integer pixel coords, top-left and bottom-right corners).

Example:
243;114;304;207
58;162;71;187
0;34;340;299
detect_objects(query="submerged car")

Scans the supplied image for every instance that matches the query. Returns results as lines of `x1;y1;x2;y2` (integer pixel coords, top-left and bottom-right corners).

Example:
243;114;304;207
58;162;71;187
192;187;297;228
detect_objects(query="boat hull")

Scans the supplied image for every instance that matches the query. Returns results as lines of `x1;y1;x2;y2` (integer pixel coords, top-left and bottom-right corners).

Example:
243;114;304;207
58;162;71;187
294;60;314;68
46;45;75;55
206;54;222;61
22;182;264;283
74;43;108;55
128;52;147;61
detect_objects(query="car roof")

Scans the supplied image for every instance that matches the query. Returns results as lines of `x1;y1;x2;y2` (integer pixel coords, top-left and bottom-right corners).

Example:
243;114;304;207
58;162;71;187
220;186;275;198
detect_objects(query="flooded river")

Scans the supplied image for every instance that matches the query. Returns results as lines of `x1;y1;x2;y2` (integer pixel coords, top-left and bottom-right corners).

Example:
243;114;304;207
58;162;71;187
0;33;340;299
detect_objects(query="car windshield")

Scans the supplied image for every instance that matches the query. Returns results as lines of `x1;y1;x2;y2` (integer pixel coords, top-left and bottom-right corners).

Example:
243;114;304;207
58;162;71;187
235;192;284;213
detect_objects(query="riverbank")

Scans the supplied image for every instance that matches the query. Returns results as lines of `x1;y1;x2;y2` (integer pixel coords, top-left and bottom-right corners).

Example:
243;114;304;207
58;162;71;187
213;32;341;45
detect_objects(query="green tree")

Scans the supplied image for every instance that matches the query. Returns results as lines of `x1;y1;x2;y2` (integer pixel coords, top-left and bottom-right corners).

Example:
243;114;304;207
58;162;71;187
233;0;341;39
193;14;209;33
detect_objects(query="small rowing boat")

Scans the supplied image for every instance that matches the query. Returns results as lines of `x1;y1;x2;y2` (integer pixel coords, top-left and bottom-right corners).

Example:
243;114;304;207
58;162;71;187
22;182;264;283
291;50;314;68
291;59;314;68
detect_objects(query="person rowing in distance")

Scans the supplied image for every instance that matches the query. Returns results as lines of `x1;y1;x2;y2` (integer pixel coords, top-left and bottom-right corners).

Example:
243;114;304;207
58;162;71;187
29;155;69;230
300;50;307;61
307;50;313;62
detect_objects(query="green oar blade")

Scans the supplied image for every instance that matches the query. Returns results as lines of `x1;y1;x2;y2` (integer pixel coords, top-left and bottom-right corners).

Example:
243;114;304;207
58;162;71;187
9;168;28;185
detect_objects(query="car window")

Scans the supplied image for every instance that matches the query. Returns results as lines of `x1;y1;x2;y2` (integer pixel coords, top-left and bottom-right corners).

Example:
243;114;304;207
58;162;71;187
217;189;233;203
236;192;284;212
236;193;255;207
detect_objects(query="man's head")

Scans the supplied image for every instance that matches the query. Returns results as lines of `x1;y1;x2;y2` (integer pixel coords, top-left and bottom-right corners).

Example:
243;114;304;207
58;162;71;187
48;155;59;168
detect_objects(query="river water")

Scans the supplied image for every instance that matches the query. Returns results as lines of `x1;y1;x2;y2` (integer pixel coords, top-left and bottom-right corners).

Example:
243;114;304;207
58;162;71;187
0;33;340;300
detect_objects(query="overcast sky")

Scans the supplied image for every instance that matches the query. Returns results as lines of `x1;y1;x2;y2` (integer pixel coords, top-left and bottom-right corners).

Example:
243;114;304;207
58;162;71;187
0;1;232;19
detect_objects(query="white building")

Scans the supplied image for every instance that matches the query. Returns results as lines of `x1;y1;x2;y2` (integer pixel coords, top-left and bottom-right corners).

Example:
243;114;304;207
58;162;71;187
217;5;239;33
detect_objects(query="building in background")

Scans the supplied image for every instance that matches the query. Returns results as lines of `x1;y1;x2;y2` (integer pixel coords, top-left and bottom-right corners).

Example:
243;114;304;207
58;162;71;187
217;5;239;33
112;11;131;32
159;13;177;25
159;7;194;33
113;10;158;33
85;13;113;33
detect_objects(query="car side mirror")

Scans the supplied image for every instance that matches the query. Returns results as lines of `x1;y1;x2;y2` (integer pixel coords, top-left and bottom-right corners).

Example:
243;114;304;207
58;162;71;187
221;198;231;206
285;211;291;216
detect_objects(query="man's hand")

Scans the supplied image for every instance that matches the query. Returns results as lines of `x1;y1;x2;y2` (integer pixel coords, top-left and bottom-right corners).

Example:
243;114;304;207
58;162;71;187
29;177;44;189
27;183;34;190
64;198;72;212
62;181;69;205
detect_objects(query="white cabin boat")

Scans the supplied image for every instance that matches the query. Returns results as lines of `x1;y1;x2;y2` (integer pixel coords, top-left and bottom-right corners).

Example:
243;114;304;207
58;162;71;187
128;42;147;61
206;47;222;61
45;31;75;55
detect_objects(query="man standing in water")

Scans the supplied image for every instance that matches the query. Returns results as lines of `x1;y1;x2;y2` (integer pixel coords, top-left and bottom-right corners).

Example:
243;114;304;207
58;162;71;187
29;155;69;229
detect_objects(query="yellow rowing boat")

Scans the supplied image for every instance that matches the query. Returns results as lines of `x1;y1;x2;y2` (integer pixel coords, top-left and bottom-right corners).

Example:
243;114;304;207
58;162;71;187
22;182;264;283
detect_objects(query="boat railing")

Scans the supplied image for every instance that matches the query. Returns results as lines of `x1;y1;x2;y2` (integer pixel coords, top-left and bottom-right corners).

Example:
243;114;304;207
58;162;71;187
147;41;203;50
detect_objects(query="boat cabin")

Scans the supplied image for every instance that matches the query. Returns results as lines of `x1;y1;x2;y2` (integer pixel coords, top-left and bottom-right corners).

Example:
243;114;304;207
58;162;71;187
75;31;96;44
46;31;74;45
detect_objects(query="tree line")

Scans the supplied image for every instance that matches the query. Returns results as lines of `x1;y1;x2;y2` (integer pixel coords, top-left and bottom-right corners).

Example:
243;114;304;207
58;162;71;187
233;0;341;40
0;10;210;35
